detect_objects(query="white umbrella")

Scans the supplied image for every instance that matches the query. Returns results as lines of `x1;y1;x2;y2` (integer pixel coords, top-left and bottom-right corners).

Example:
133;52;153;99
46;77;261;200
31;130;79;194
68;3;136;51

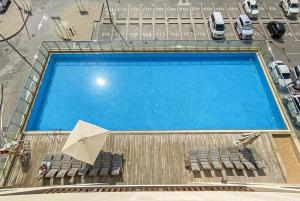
61;120;109;165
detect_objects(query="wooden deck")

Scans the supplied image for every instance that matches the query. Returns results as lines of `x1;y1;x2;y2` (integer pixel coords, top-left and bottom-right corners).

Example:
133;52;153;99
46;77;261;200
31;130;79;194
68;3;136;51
5;133;286;187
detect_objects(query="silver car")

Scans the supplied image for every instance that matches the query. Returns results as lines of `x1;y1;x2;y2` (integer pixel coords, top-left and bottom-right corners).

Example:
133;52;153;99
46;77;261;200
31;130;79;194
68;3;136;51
269;61;292;90
290;65;300;90
235;15;253;40
287;94;300;125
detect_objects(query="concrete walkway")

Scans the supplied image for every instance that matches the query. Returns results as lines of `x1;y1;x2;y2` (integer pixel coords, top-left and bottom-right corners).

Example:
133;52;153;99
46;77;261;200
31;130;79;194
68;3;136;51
274;135;300;183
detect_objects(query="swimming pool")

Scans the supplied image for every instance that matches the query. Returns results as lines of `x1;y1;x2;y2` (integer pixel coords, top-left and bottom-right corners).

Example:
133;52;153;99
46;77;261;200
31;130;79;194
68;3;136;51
26;52;286;131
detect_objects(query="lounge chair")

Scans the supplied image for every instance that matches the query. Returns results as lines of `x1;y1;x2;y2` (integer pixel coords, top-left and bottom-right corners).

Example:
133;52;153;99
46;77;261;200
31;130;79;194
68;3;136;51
228;147;244;170
45;154;63;178
67;158;81;178
209;148;222;170
111;153;123;176
184;154;191;169
100;152;112;176
198;148;211;170
88;156;102;177
78;162;90;183
45;154;63;185
239;149;256;170
247;148;265;169
189;149;200;172
219;147;234;169
56;155;72;184
38;154;53;177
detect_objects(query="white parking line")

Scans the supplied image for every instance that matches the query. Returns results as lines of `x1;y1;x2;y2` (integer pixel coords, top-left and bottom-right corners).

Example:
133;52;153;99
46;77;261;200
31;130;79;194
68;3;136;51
189;4;197;40
286;23;299;41
275;3;286;18
125;4;129;40
139;4;142;40
176;4;183;40
261;3;272;19
224;3;238;40
200;3;210;40
110;4;118;40
258;22;269;39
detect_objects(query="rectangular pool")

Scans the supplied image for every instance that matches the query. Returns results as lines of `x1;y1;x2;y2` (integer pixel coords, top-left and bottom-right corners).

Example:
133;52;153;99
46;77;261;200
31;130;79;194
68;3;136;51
26;52;286;131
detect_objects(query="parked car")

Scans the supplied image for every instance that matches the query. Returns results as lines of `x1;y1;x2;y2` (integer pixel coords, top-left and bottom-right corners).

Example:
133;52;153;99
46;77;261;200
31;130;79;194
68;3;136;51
208;12;225;39
243;0;259;19
0;0;9;12
269;61;292;89
290;65;300;90
287;95;300;125
280;0;299;17
267;21;286;38
234;15;253;40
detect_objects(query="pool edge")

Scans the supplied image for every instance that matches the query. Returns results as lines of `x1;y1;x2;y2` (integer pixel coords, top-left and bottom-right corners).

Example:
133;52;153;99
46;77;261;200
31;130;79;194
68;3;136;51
256;51;293;133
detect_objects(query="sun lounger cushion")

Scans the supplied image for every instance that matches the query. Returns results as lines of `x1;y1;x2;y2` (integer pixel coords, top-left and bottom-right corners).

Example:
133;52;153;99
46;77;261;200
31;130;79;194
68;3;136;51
111;166;121;176
232;161;244;170
100;167;110;176
191;162;200;172
56;170;69;178
243;161;256;170
67;168;79;177
222;161;234;169
88;168;100;176
253;161;265;169
45;169;59;178
78;167;89;176
211;161;222;170
200;162;211;170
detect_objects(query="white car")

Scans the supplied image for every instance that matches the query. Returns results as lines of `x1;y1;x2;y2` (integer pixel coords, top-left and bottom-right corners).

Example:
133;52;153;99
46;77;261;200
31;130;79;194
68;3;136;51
290;65;300;90
234;15;253;40
280;0;299;17
0;0;9;12
244;0;259;19
208;12;225;39
287;95;300;126
269;61;292;89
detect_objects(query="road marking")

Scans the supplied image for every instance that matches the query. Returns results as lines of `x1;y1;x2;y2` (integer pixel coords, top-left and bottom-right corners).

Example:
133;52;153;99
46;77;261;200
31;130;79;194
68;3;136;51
261;3;273;19
188;3;197;40
224;3;238;40
275;3;286;18
200;3;210;40
286;23;298;41
111;3;118;40
139;4;142;40
176;4;183;40
165;5;169;40
125;4;129;40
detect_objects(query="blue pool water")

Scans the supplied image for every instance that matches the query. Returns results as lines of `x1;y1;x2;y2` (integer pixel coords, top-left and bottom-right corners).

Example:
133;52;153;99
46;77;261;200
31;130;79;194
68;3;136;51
26;52;286;131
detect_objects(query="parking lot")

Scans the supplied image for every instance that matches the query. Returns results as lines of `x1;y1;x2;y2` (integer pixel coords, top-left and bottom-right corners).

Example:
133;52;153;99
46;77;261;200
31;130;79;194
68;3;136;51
93;1;300;42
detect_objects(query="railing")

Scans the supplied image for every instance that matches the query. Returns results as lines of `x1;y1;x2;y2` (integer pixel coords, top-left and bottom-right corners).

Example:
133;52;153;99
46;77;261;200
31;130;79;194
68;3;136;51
41;40;264;52
0;39;297;186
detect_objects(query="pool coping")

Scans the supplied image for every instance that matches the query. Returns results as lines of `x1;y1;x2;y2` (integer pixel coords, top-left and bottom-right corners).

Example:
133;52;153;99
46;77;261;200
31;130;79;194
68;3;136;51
24;50;292;134
256;51;293;133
